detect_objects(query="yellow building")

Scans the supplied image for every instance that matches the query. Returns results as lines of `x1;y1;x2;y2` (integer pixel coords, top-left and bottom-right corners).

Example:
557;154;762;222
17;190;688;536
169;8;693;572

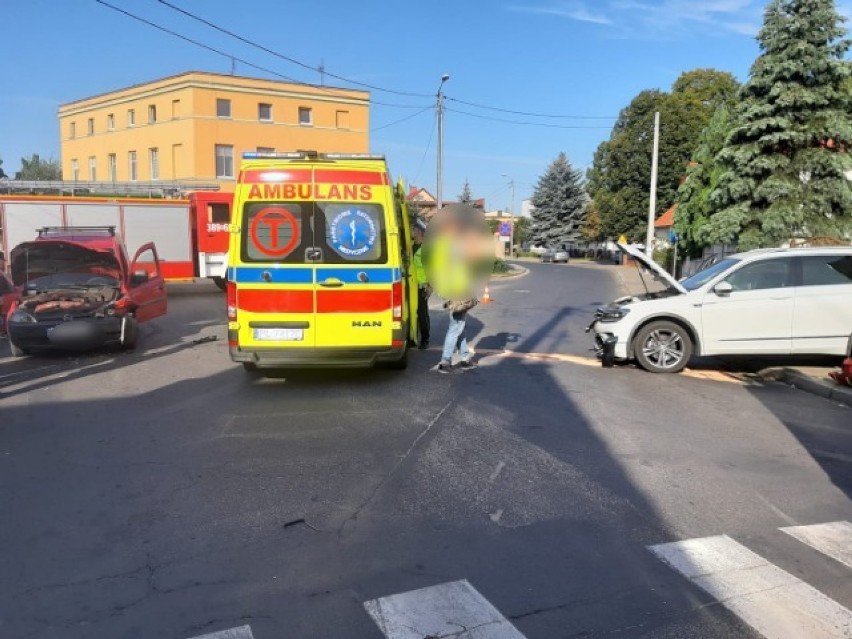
58;71;370;190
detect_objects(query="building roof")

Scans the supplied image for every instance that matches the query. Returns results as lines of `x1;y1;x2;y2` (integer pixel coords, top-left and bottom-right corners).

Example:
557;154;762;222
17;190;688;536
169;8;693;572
59;70;369;111
655;205;676;229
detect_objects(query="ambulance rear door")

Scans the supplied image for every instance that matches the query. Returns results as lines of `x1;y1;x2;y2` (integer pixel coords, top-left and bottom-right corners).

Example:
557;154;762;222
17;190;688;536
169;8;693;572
235;171;317;350
311;168;397;350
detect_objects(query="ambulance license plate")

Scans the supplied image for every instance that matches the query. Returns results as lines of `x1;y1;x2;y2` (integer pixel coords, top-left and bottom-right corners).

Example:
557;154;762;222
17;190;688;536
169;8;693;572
253;328;303;341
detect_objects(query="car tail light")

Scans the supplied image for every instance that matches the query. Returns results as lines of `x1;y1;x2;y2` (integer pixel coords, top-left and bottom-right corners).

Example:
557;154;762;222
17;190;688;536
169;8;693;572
114;297;132;314
392;281;402;321
227;281;237;321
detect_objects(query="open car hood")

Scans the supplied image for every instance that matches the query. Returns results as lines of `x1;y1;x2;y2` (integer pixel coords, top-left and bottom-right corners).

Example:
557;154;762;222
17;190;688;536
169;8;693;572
10;240;122;287
617;242;687;295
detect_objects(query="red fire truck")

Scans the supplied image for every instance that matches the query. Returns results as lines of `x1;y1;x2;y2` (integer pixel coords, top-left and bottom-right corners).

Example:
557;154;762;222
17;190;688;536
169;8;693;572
0;182;232;288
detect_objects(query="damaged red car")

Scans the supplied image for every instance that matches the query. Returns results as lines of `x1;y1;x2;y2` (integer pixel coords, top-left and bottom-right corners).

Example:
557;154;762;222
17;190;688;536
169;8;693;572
5;226;167;356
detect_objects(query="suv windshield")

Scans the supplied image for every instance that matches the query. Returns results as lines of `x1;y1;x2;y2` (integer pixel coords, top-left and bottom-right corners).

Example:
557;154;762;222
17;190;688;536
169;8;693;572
681;257;740;291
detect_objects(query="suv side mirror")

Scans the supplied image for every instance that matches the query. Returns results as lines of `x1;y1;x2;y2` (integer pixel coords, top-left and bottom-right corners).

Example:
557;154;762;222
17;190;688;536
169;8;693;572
130;269;149;286
714;281;734;296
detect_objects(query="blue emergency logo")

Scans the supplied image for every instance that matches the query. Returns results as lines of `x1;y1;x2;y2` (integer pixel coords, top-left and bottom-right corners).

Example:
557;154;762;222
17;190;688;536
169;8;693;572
329;208;378;257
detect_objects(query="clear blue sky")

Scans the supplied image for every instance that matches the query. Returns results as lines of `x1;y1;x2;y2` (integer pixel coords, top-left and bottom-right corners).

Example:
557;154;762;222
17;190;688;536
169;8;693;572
1;0;849;209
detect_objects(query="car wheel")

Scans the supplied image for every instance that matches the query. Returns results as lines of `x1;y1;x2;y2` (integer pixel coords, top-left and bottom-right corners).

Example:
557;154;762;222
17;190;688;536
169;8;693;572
385;344;409;370
9;340;28;357
633;321;692;374
121;319;138;350
213;277;227;292
243;362;258;372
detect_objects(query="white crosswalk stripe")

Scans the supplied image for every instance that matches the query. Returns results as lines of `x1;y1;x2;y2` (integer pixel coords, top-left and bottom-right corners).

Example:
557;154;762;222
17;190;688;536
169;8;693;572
364;579;526;638
781;521;852;570
649;532;852;639
187;625;254;639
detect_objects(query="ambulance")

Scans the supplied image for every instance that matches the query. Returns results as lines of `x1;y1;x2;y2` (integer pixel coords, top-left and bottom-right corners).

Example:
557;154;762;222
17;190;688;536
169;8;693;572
226;151;418;371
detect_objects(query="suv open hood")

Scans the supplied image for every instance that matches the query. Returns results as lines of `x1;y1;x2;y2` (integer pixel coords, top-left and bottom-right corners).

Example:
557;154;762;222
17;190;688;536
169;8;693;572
10;240;122;286
618;242;687;295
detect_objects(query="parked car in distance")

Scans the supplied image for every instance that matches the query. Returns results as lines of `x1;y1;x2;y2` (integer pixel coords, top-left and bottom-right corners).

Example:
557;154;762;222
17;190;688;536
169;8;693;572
540;249;555;263
5;226;168;356
589;243;852;373
553;250;570;263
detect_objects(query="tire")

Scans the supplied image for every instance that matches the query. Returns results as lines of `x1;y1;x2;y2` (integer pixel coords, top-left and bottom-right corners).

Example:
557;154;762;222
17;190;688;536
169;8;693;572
9;340;28;358
243;362;258;372
385;344;409;370
121;318;138;351
633;320;693;374
213;277;227;292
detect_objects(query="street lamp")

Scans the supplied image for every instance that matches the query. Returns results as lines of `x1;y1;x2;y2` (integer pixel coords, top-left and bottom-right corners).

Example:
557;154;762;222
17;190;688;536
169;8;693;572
501;172;515;258
436;74;450;210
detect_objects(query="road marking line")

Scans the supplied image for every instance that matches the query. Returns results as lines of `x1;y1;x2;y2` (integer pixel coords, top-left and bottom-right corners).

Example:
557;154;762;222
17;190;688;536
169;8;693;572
649;535;852;639
781;521;852;570
187;625;254;639
364;579;525;639
489;461;506;482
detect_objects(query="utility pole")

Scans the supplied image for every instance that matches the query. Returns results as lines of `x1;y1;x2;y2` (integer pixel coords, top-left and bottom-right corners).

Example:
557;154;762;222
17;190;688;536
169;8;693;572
436;74;450;210
502;173;515;258
318;60;325;86
646;111;660;257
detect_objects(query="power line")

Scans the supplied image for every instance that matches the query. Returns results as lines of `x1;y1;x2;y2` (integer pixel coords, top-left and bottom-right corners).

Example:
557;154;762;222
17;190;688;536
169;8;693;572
371;106;432;132
412;116;437;185
157;0;432;98
95;1;430;109
445;107;615;130
446;97;618;120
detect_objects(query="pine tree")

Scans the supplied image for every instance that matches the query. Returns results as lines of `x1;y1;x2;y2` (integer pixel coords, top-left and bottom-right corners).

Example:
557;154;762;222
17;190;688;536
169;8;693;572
458;179;473;204
588;69;739;240
675;105;735;255
530;153;587;246
705;0;852;249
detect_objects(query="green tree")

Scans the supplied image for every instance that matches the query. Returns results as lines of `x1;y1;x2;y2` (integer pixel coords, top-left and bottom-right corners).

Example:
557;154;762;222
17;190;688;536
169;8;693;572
588;69;739;240
458;179;473;204
581;203;603;242
674;105;735;255
513;216;531;247
530;152;587;246
16;154;62;180
0;155;7;179
704;0;852;249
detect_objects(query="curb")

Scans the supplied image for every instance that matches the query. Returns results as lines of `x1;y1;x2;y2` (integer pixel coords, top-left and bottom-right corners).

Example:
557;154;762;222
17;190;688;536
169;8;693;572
490;265;529;281
755;367;852;408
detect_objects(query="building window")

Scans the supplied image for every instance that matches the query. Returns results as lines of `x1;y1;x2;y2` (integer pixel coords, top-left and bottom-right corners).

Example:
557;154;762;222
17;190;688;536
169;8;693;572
171;99;181;119
87;118;94;136
69;122;76;139
107;114;115;131
215;144;234;178
108;154;117;182
71;159;79;181
298;106;313;126
256;146;274;154
149;148;159;180
89;156;97;181
216;98;232;118
148;104;157;124
336;110;350;129
128;151;138;181
258;103;272;122
128;109;136;127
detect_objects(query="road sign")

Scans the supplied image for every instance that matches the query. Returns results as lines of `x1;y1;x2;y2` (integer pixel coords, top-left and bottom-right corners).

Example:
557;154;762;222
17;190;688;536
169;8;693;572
499;222;512;237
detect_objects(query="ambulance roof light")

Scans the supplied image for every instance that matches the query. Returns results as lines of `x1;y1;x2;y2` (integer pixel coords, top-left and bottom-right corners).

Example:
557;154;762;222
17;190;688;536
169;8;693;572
324;153;386;160
242;151;386;161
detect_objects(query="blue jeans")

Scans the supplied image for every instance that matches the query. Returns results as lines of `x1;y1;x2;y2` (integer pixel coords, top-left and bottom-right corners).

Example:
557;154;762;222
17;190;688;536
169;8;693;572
442;312;470;363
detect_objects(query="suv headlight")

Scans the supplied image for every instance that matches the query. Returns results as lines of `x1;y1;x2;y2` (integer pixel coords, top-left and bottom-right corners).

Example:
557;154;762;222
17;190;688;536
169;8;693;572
596;307;631;323
9;309;37;324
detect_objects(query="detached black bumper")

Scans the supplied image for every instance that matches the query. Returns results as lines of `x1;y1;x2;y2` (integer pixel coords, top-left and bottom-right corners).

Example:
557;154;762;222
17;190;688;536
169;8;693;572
8;316;131;352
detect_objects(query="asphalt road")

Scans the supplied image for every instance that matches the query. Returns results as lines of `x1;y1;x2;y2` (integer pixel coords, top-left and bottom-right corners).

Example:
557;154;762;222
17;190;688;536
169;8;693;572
1;262;851;639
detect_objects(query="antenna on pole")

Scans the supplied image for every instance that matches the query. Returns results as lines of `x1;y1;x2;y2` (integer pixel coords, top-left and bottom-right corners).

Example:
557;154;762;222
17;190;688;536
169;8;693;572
318;60;325;86
230;57;236;75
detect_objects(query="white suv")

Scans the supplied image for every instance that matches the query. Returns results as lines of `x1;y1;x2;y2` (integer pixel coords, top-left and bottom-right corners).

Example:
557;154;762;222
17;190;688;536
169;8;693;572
590;243;852;373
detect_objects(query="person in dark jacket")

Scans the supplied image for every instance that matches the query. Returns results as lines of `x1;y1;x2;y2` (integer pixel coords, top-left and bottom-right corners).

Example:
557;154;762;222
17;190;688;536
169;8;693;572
411;220;431;349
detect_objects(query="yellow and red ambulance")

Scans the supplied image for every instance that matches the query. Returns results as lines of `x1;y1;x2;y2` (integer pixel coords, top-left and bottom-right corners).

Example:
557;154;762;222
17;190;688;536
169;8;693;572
226;152;417;371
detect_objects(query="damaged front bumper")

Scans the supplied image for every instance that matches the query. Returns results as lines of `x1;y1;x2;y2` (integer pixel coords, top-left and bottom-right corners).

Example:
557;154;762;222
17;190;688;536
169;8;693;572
8;315;133;352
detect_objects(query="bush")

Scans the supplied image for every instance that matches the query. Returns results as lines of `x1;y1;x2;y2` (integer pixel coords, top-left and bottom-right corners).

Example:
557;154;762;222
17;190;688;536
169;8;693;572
492;259;511;274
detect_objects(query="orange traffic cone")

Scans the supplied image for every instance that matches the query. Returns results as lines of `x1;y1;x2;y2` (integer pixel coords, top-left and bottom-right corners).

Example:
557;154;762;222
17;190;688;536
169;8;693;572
481;286;491;305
